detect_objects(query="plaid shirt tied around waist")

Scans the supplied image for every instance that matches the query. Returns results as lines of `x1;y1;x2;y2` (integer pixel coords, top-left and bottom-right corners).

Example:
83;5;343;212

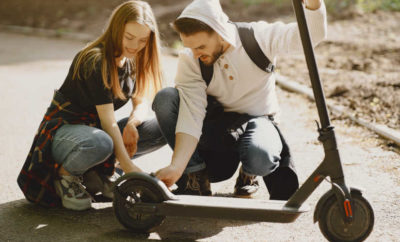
17;90;115;207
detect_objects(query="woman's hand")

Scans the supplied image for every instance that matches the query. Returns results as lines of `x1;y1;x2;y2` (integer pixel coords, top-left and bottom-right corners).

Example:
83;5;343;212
96;103;142;175
155;165;184;187
122;121;139;157
120;160;143;174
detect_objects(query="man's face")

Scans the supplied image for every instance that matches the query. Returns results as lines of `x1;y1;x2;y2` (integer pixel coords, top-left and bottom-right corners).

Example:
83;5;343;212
180;31;224;66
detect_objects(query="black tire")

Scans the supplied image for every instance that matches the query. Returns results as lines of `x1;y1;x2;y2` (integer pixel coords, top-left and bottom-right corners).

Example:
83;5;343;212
318;191;374;242
113;179;165;233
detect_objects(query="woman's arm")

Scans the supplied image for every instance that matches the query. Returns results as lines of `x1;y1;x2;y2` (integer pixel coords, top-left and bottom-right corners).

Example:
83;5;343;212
121;96;149;157
96;103;142;173
127;96;149;126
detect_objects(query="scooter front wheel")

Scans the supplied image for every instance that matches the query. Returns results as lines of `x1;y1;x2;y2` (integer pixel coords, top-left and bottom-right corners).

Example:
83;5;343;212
113;179;165;233
318;191;374;241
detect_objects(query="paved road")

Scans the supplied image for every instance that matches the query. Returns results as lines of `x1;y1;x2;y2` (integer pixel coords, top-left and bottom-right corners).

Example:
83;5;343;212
0;32;399;241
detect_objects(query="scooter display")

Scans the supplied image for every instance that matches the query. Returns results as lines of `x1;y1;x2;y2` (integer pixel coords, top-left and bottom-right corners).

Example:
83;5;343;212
112;1;374;241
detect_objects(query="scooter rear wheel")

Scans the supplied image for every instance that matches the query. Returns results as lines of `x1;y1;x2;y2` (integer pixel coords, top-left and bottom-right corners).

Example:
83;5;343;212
318;191;374;241
113;179;165;233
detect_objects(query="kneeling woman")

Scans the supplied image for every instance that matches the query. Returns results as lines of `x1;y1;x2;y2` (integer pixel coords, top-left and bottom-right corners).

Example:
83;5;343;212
17;0;166;210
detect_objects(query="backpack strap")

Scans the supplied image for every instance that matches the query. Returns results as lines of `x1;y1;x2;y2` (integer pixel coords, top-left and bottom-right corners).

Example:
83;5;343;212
199;22;274;86
233;22;275;73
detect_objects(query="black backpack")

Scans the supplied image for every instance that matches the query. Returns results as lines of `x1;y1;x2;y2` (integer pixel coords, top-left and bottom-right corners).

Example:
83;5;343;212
199;22;275;86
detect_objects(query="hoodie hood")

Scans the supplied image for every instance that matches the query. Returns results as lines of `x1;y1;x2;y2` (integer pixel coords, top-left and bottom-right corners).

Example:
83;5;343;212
178;0;237;47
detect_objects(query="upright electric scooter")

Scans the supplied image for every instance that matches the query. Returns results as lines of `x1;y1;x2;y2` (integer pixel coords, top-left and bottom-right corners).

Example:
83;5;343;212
112;1;374;241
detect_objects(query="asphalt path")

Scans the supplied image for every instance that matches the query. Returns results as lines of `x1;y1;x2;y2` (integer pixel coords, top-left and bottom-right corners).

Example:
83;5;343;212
0;32;399;241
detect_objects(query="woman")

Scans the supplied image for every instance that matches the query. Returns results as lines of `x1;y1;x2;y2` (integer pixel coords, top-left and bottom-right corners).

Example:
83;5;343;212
17;0;166;210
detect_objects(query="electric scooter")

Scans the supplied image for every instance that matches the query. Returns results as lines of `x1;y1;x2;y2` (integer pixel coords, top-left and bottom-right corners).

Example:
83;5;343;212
112;1;375;241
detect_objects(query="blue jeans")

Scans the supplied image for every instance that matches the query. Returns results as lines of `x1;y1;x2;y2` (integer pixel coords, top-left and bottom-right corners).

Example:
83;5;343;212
152;87;283;178
51;118;166;176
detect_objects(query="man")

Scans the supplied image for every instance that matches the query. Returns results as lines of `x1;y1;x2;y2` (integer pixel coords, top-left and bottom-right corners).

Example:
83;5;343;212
152;0;327;199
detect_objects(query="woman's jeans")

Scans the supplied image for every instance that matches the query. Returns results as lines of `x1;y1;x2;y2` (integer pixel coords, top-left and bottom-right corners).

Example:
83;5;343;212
152;87;283;178
51;118;166;176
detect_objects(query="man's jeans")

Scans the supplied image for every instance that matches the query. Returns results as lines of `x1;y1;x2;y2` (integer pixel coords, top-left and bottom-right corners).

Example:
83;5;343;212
152;87;283;178
51;118;166;176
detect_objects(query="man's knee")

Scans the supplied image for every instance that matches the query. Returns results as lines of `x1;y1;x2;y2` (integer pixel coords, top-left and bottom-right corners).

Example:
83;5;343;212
263;167;299;200
201;150;240;183
152;87;179;114
242;146;280;176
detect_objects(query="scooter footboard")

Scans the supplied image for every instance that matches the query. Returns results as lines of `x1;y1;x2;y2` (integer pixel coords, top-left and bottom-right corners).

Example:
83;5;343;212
112;172;308;224
159;195;309;223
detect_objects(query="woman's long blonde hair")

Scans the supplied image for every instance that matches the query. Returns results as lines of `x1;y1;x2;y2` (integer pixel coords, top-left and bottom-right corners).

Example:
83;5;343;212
72;0;162;100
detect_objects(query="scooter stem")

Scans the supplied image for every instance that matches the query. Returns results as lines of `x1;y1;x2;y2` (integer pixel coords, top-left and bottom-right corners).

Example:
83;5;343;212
291;0;331;129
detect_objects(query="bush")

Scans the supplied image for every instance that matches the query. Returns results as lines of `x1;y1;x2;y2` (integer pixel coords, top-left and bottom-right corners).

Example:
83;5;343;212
233;0;284;7
325;0;400;14
235;0;400;12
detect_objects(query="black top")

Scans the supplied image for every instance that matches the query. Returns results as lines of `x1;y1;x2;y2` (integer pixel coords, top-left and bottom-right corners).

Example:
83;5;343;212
59;52;135;113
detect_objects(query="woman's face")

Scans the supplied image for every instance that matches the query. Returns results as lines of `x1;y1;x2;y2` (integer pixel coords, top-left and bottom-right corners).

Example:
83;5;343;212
121;22;151;58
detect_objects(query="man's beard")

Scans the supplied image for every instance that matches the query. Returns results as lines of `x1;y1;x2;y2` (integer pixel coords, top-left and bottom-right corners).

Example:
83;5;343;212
201;44;224;66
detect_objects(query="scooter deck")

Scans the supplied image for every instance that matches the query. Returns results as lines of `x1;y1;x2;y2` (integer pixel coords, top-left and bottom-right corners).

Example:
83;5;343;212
156;195;309;223
115;173;308;223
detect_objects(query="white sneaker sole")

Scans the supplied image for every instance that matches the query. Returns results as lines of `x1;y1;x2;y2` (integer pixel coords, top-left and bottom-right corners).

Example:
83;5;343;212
54;180;92;211
62;198;92;211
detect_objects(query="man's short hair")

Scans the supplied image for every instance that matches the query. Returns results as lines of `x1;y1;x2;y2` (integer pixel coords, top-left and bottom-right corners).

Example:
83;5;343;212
172;17;215;36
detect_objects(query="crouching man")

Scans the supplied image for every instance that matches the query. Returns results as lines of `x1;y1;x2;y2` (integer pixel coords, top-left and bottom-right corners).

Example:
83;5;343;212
153;0;327;199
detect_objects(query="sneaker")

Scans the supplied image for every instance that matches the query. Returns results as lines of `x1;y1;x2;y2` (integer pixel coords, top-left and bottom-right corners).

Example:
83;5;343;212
82;170;114;199
173;169;212;196
233;167;260;198
115;167;124;177
54;175;92;210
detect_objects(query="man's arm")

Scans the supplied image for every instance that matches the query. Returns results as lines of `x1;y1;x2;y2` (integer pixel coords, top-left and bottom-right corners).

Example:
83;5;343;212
155;49;208;187
155;133;198;187
254;0;327;59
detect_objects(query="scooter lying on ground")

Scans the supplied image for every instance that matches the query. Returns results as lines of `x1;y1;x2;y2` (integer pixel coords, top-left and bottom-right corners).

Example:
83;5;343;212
112;1;374;241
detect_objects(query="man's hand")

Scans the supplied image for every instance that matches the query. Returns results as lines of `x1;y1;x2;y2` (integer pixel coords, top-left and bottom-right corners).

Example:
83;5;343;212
155;165;184;187
303;0;322;10
155;133;198;187
122;122;139;157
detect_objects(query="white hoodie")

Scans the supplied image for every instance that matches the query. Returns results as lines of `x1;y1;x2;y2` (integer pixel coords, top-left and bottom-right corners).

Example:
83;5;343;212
174;0;327;140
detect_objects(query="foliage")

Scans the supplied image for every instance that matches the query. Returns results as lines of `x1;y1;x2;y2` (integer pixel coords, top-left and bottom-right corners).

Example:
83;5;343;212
232;0;288;7
234;0;400;12
325;0;400;14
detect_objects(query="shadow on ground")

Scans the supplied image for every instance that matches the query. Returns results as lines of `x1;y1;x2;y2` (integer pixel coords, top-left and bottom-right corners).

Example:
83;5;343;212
0;199;255;241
